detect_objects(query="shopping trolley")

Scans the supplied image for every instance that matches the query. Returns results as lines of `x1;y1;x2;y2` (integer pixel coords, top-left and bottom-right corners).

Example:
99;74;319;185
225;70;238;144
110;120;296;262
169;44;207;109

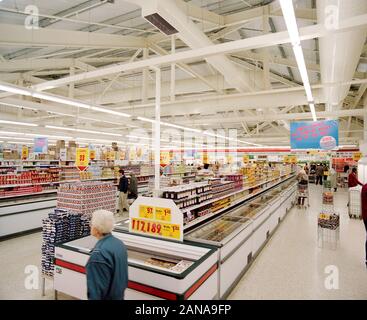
348;185;362;219
296;181;309;208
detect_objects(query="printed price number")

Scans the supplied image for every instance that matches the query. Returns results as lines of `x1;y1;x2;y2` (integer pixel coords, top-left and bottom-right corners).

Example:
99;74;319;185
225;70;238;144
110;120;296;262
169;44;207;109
139;205;154;219
155;207;171;222
131;218;180;240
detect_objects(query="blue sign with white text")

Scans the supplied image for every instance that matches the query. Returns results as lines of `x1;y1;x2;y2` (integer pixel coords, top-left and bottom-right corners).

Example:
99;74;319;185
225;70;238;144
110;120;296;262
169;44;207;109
290;120;339;150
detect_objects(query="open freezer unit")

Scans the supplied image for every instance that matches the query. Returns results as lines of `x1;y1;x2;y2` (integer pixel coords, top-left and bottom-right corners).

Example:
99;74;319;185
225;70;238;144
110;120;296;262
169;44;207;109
185;177;297;298
54;230;218;300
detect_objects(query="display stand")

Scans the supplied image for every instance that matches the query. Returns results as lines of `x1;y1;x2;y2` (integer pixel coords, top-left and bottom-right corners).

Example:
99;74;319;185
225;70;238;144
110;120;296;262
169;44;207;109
348;185;362;219
318;181;339;249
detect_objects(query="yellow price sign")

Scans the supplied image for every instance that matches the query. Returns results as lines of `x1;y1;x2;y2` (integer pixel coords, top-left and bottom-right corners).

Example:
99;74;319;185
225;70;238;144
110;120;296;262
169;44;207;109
283;156;289;163
242;155;249;164
131;218;181;240
76;148;89;171
89;150;96;160
21;146;28;160
155;207;172;222
203;153;209;164
353;152;362;161
319;213;330;220
160;151;170;166
139;205;154;219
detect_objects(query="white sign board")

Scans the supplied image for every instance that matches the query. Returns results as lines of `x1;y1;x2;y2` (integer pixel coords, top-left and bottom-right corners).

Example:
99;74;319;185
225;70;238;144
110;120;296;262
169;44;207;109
129;196;184;242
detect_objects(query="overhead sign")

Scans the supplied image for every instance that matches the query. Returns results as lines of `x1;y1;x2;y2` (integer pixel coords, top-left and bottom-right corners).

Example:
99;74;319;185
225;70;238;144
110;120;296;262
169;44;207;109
290;120;339;150
76;148;89;171
129;196;183;242
34;137;48;153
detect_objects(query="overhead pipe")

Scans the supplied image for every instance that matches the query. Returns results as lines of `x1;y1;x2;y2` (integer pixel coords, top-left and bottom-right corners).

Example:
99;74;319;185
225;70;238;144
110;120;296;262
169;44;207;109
317;0;367;111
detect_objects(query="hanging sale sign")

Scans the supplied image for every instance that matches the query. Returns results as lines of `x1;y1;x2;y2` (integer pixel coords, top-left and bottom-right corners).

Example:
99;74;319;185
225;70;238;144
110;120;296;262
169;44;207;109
160;151;170;167
353;152;362;162
76;148;89;171
129;196;183;242
89;150;96;160
21;146;28;160
242;155;249;164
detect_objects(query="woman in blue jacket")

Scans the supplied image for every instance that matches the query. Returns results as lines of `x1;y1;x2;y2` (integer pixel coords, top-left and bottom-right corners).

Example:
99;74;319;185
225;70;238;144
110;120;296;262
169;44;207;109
86;210;128;300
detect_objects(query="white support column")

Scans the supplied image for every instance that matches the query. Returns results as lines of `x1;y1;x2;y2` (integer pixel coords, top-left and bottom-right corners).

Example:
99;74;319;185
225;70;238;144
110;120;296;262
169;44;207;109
170;35;176;102
142;48;149;103
153;67;161;197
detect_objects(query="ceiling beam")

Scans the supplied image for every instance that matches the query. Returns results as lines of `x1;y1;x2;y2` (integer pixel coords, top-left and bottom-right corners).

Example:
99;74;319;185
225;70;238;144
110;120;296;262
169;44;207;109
0;23;146;49
31;13;367;91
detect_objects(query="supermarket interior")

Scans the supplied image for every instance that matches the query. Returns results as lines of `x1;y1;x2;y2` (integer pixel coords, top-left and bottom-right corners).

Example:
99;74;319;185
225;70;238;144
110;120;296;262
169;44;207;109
0;0;367;301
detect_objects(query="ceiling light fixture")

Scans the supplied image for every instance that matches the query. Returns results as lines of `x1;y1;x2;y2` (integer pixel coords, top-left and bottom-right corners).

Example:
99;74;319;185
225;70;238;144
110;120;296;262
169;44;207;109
0;83;32;96
0;119;38;127
45;125;122;137
279;0;317;121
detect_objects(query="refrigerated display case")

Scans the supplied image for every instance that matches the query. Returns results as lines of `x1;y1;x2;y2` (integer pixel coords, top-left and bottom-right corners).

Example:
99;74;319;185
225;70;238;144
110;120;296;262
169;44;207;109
185;177;297;298
54;230;219;300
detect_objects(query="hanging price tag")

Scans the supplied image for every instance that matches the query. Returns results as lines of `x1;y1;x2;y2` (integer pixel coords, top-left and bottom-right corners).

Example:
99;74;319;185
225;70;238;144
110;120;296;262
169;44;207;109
89;150;96;160
242;155;249;164
76;148;89;171
160;151;170;167
21;146;28;160
353;152;362;161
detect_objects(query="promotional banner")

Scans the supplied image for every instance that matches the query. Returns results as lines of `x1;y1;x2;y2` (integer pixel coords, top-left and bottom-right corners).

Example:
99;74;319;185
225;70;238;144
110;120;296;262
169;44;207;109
89;150;96;160
34;137;48;153
290;120;339;150
76;148;89;171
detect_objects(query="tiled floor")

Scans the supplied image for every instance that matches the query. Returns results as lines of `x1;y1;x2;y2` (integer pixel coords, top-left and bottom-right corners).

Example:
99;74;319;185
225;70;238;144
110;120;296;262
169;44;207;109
0;186;366;300
228;184;367;299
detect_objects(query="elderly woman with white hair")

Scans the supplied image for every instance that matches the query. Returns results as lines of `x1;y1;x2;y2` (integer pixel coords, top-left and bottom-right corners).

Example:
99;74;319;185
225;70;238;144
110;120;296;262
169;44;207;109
86;210;128;300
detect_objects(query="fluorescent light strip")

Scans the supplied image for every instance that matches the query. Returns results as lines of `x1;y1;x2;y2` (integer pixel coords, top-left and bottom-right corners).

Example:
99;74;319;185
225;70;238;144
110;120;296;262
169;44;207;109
0;136;34;141
45;125;122;137
90;106;130;118
33;92;91;109
0;119;38;127
0;130;23;135
279;0;317;121
0;84;32;96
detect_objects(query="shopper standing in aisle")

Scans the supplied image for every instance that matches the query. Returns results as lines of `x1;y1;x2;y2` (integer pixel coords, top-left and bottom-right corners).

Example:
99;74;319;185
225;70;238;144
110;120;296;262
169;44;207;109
316;163;324;185
348;168;363;188
296;169;308;207
360;184;367;268
304;163;309;175
86;210;128;300
329;167;337;192
118;169;129;215
128;173;138;202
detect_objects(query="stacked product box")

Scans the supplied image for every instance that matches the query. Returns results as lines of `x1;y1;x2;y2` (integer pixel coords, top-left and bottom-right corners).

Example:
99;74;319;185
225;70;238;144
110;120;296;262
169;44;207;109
0;185;43;197
60;167;80;181
57;182;116;217
41;209;90;277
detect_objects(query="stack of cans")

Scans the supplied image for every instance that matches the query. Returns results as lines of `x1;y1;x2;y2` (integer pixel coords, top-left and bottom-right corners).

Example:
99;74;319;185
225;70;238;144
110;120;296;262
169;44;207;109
41;209;88;277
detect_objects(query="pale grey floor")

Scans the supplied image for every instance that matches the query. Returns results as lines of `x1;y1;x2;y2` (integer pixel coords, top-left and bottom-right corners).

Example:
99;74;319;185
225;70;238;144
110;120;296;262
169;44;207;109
229;184;367;300
0;186;366;300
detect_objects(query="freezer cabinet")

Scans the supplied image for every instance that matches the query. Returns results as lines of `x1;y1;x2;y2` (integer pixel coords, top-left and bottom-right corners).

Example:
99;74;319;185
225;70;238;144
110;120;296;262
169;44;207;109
185;215;253;298
54;231;219;300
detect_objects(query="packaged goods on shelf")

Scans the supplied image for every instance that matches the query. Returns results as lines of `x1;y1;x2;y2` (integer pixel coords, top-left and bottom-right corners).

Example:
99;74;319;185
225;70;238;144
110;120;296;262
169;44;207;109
60;166;79;181
87;165;102;179
322;191;333;205
224;174;243;189
101;167;114;178
0;168;60;185
57;181;116;217
140;165;154;176
210;180;236;199
0;185;43;197
79;171;93;180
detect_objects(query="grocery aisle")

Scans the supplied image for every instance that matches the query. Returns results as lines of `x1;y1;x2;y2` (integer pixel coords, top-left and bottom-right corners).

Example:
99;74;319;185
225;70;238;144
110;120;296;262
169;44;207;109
228;184;367;299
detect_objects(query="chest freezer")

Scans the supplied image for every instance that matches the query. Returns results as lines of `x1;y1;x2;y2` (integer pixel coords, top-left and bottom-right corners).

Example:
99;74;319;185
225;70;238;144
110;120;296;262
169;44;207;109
54;230;219;300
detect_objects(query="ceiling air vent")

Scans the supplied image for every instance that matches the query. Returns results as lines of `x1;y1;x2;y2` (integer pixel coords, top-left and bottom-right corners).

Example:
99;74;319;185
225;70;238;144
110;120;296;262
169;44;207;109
144;13;178;35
